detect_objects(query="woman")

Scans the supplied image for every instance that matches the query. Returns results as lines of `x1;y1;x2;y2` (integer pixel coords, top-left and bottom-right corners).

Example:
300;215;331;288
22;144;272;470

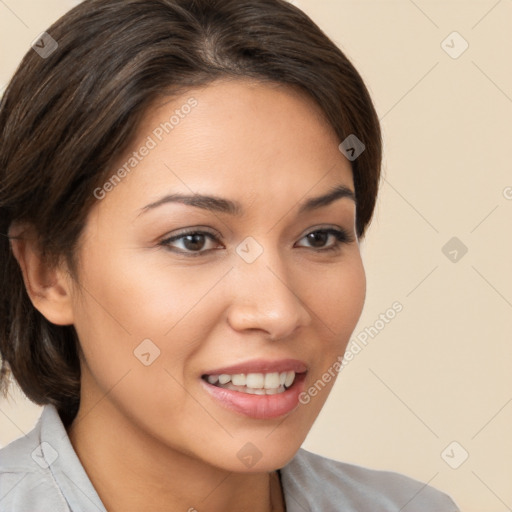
0;0;459;510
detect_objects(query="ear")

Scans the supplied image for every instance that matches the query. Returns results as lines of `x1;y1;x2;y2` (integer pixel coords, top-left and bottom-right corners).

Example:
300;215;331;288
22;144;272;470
8;222;75;326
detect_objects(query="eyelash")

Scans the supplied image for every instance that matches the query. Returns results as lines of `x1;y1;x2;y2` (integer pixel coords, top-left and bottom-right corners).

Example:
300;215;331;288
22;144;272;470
159;227;355;257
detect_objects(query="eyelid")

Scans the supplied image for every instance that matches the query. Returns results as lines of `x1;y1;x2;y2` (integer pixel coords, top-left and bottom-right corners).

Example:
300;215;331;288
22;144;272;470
299;224;354;239
161;226;222;241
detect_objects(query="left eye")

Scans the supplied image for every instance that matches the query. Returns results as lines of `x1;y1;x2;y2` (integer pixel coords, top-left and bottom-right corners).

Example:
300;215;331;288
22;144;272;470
295;228;352;250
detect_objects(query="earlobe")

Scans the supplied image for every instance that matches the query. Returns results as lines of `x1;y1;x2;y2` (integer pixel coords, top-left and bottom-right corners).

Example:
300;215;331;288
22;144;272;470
8;223;75;326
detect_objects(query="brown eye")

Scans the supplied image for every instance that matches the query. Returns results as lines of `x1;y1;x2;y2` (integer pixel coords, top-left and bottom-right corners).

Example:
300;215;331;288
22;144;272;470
160;230;222;255
296;228;354;251
305;231;330;248
181;233;208;251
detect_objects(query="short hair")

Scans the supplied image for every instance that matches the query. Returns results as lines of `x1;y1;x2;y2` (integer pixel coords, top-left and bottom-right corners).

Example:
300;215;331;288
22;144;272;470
0;0;382;425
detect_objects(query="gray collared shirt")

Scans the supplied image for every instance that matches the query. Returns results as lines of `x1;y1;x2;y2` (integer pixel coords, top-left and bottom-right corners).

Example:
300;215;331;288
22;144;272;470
0;405;459;511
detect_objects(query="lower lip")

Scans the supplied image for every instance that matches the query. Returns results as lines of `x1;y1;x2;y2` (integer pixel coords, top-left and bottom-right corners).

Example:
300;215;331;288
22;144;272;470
201;373;307;420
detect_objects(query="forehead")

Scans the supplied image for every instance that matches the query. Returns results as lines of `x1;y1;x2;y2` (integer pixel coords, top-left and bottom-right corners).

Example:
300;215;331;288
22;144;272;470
93;79;354;219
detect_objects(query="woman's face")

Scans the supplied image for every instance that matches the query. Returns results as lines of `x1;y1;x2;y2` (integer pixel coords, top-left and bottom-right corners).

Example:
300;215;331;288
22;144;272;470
69;79;366;472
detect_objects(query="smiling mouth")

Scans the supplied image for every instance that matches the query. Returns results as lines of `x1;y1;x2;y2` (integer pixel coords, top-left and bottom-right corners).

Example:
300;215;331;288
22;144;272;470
201;371;298;395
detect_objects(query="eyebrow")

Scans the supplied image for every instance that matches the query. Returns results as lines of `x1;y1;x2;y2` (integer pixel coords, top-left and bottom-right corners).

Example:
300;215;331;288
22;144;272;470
137;184;356;218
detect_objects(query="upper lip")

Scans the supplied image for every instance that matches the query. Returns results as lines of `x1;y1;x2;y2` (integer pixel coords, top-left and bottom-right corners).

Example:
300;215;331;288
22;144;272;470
202;358;308;376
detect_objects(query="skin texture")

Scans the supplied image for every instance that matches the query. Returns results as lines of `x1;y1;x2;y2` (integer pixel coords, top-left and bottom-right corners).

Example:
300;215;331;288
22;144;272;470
10;79;366;512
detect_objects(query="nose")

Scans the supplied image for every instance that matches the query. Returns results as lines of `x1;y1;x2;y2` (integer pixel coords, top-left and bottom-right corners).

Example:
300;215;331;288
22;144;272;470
226;254;312;341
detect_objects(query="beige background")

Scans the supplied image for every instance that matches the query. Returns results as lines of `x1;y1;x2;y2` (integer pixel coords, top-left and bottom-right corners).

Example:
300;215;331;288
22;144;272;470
1;1;511;510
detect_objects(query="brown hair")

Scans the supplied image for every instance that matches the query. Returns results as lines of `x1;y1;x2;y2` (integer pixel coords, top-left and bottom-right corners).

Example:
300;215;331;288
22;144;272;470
0;0;381;425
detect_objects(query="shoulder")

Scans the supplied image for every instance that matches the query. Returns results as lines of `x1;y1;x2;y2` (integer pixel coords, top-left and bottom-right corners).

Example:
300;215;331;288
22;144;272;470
0;407;70;512
280;448;460;512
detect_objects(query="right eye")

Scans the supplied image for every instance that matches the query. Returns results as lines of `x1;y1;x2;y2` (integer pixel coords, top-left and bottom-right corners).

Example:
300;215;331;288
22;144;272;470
159;230;223;256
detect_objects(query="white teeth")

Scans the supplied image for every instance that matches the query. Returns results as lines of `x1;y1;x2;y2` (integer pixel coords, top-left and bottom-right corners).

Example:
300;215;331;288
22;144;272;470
231;373;246;386
284;371;295;388
218;374;231;385
246;373;265;388
221;382;285;395
264;372;281;389
205;371;297;393
246;388;266;395
207;375;219;384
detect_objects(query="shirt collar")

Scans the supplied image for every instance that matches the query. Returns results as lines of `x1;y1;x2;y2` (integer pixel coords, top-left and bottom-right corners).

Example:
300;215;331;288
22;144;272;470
39;404;107;512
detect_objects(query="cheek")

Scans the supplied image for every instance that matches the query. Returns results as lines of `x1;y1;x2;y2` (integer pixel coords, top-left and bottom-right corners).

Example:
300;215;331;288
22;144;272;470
76;246;224;331
298;252;365;407
70;250;231;440
303;251;366;345
70;247;229;391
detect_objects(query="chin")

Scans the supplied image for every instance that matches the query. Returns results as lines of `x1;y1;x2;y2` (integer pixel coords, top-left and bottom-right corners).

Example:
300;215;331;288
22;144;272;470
199;424;310;474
